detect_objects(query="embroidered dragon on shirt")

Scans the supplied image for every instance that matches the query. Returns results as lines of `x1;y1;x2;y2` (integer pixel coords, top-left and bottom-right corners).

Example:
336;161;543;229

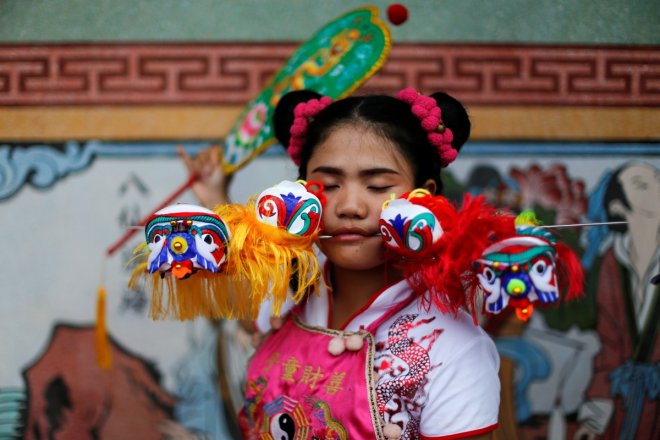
375;314;443;439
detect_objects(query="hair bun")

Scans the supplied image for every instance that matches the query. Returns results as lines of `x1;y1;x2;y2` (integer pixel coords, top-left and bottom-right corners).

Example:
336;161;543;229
430;92;471;152
273;90;323;148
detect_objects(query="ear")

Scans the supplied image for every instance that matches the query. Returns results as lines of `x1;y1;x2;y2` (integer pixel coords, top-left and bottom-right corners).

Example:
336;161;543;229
421;178;437;195
608;199;630;219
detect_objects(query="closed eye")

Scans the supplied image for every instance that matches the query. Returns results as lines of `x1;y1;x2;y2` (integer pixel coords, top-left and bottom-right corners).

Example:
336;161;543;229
368;186;393;193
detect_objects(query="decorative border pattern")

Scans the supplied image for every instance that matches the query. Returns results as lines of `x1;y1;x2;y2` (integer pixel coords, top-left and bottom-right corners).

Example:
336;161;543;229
370;44;660;106
1;43;658;106
0;43;291;105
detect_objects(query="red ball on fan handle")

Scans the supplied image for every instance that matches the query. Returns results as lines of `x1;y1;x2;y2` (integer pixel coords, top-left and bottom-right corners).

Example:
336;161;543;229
387;3;409;26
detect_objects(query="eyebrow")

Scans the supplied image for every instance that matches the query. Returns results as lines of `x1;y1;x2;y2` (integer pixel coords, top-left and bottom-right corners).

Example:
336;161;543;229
310;166;400;177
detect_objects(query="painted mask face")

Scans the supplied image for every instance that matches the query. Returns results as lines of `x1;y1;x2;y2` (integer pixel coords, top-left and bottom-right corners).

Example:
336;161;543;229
379;196;444;258
145;204;230;279
256;180;323;237
475;226;558;321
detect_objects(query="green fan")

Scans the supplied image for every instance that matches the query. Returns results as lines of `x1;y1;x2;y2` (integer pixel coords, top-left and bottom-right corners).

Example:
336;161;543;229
222;6;391;174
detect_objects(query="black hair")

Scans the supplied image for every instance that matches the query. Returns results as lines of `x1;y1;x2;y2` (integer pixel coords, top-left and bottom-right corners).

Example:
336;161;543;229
273;89;471;194
603;164;631;233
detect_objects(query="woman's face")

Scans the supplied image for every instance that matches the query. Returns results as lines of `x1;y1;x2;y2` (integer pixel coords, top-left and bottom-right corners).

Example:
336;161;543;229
618;163;660;217
306;124;417;271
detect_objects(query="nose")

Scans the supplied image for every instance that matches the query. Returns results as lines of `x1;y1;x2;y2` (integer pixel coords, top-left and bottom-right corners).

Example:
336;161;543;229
334;186;368;219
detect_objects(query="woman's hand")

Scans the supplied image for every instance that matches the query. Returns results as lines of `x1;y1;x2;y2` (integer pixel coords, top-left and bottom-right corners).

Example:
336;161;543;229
573;425;597;440
177;145;232;208
239;316;284;349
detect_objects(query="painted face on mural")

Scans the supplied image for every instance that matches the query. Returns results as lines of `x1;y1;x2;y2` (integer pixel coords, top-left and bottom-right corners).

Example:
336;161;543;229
618;163;660;218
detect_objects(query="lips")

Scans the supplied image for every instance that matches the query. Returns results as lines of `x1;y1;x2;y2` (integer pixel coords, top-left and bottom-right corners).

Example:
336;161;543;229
326;227;378;242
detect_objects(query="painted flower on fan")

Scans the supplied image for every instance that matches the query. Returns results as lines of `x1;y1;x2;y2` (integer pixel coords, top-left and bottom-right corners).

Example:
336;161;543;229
238;102;268;144
379;190;444;258
256;180;323;237
145;204;231;279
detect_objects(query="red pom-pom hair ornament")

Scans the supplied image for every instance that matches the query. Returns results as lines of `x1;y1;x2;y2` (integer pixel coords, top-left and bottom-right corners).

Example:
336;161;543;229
387;3;409;26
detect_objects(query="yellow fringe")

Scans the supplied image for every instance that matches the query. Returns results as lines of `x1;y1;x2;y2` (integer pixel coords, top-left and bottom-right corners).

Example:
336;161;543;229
95;286;112;369
128;200;320;320
130;238;258;320
129;266;258;320
216;200;321;316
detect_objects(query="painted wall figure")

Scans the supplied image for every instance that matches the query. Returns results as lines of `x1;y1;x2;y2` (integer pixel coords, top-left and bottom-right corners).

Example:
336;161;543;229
576;162;660;440
22;325;175;440
0;2;658;439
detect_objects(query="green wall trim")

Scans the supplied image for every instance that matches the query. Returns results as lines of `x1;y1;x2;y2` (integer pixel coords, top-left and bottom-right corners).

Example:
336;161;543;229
1;0;658;45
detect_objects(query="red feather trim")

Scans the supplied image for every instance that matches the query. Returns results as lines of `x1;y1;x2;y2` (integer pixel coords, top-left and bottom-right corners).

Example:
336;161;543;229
555;241;585;301
391;193;516;323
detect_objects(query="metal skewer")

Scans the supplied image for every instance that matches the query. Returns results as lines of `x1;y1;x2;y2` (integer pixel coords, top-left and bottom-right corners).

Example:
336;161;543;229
318;233;381;239
539;221;628;229
317;221;628;238
128;221;628;236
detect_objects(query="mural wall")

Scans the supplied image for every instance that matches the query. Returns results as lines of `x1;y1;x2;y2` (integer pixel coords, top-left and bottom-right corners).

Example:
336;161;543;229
1;1;658;439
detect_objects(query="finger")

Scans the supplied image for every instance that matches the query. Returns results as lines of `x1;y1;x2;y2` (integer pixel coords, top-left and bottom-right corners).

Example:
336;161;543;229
196;149;216;178
203;146;223;180
209;144;221;164
251;332;263;349
177;146;195;175
238;319;258;334
270;316;283;330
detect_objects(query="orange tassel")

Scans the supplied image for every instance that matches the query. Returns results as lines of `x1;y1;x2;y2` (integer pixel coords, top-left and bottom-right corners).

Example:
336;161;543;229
95;286;112;369
516;304;534;322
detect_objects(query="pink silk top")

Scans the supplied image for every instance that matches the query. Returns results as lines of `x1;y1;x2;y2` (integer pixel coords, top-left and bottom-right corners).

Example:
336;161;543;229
239;315;389;440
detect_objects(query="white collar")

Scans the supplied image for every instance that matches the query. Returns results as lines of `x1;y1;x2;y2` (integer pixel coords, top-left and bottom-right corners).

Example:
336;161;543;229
302;261;415;332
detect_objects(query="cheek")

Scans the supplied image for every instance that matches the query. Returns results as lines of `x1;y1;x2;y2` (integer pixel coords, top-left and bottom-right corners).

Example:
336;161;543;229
362;192;398;223
370;196;389;214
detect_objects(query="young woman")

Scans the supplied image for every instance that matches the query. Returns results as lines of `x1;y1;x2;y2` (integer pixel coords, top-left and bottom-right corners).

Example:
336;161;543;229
228;88;501;440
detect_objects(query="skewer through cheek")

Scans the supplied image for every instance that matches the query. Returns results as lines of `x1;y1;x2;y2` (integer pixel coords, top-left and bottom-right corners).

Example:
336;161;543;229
318;233;382;239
